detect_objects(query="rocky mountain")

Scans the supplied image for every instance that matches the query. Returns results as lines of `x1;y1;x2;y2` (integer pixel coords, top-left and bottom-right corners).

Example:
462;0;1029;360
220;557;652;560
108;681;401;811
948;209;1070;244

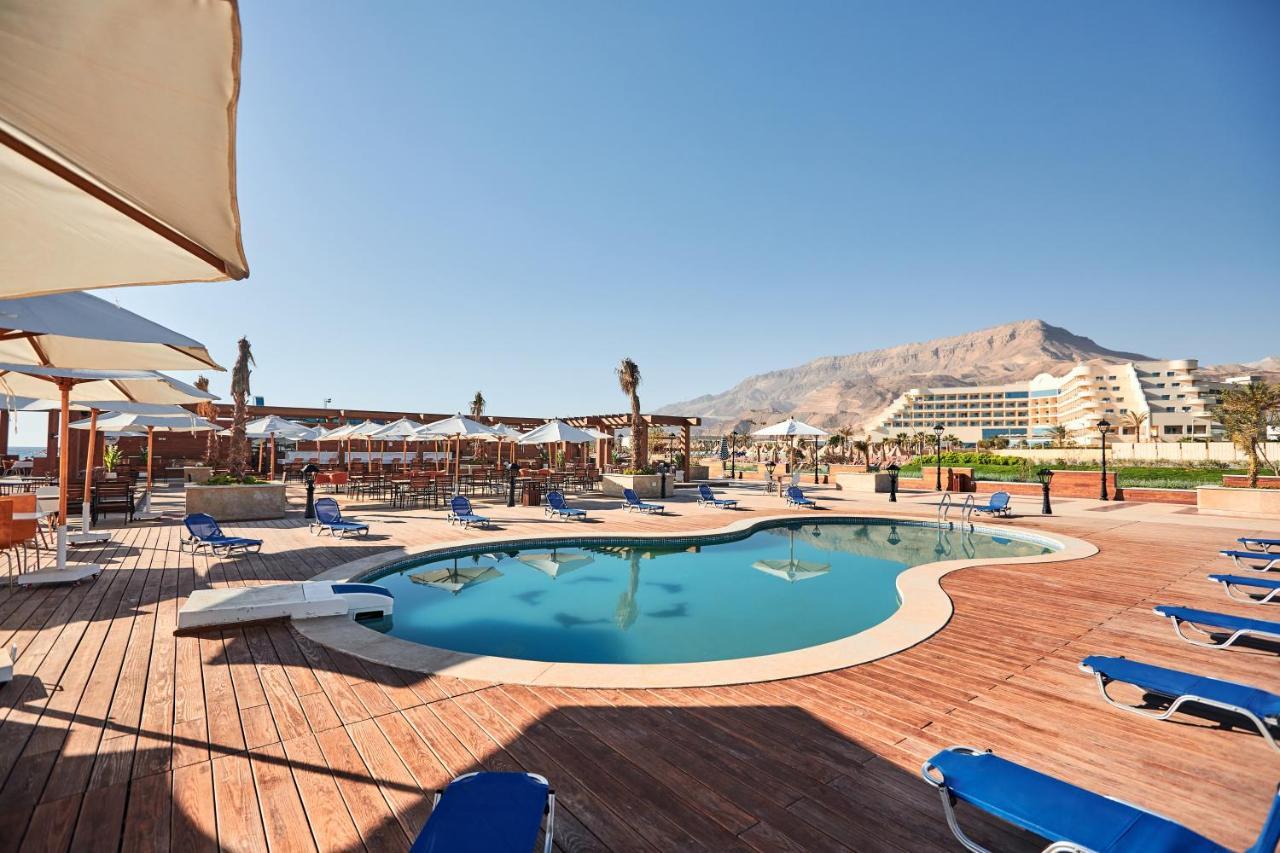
657;320;1154;433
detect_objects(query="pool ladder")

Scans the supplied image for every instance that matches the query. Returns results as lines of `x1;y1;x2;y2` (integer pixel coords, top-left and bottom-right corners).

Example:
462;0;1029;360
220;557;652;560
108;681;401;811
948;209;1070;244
936;493;977;531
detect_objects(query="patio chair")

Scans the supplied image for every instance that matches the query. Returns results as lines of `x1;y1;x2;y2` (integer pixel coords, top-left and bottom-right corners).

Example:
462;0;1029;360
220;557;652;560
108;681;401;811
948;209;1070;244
544;491;587;521
620;488;664;514
180;513;262;557
784;486;817;508
411;771;554;853
309;497;369;538
1209;573;1280;604
1154;605;1280;651
697;484;737;509
921;746;1280;853
971;491;1012;518
447;496;492;529
1221;549;1280;572
1079;655;1280;753
1240;537;1280;554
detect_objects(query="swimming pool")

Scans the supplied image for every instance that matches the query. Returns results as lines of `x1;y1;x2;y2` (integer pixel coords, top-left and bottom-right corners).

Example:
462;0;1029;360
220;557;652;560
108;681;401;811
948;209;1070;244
360;520;1055;665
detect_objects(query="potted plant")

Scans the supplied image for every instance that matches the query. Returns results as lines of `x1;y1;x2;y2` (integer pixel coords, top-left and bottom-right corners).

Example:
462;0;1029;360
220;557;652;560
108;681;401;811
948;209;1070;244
102;444;122;479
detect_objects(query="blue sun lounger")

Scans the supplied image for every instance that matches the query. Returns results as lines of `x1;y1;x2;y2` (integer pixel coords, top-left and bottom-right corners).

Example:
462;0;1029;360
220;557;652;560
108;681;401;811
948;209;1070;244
620;488;664;514
697;484;737;509
1210;574;1280;604
447;496;492;529
181;513;263;557
411;771;555;853
785;486;817;508
309;497;369;538
1222;550;1280;572
1080;655;1280;753
1155;605;1280;650
971;491;1012;518
1240;537;1280;554
544;490;586;521
921;746;1280;853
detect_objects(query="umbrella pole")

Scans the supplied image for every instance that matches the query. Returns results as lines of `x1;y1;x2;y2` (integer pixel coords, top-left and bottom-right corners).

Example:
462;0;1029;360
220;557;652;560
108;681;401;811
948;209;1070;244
136;424;158;518
270;434;277;481
50;380;99;576
69;407;109;545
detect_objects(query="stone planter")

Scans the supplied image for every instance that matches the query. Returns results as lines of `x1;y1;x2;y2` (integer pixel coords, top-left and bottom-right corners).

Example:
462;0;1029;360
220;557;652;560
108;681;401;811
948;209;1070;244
1197;486;1280;517
601;473;665;499
834;472;894;493
185;483;287;521
183;466;213;484
687;465;709;481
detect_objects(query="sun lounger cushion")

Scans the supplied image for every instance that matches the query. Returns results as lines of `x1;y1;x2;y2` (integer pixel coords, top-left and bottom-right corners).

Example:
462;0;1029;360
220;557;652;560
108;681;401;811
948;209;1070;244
1221;550;1280;566
1211;573;1280;591
1082;655;1280;720
1240;537;1280;551
1155;605;1280;637
923;747;1234;852
411;772;550;853
1209;573;1280;603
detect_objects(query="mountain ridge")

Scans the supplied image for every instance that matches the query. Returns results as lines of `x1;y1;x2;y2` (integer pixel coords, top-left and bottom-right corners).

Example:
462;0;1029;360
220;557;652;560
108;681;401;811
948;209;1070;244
657;319;1157;432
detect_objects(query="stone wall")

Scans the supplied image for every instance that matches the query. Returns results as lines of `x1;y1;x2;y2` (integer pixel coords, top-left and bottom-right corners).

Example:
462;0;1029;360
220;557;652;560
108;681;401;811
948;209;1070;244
185;483;287;521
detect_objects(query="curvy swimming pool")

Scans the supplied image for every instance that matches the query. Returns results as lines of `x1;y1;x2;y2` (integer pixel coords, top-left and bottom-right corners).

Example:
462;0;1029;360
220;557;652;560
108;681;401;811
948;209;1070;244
359;520;1055;665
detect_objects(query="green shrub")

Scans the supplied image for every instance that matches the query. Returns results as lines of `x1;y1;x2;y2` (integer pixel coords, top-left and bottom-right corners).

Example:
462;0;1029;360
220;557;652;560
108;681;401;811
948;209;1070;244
205;474;262;486
622;467;656;475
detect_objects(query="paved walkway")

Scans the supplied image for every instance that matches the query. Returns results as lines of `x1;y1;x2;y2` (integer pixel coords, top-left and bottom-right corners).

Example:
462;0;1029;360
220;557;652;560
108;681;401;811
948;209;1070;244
0;481;1276;851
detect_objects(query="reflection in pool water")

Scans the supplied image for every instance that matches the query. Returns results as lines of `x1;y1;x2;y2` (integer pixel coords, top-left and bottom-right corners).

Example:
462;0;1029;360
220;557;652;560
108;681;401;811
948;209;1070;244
363;521;1054;665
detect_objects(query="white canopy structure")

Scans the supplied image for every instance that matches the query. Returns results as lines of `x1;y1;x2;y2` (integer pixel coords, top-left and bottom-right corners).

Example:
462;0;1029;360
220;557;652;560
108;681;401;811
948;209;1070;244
517;550;594;580
367;418;429;466
0;0;249;297
752;417;828;438
482;422;526;465
240;415;313;480
517;420;598;445
0;291;223;371
423;415;496;486
752;528;831;582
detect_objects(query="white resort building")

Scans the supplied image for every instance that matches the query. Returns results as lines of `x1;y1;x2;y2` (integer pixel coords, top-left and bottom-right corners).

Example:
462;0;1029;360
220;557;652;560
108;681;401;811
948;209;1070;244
865;359;1239;445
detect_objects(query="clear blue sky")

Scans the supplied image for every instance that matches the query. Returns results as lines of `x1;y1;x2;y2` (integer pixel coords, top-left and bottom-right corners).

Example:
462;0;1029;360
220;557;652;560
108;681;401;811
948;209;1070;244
12;1;1280;444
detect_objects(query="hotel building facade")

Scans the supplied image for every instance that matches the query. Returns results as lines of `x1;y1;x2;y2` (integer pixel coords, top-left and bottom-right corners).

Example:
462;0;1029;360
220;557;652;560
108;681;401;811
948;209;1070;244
864;359;1237;446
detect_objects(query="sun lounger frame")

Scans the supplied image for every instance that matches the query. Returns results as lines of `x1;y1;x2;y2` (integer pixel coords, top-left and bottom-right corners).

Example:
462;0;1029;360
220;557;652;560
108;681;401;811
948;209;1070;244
1156;605;1280;650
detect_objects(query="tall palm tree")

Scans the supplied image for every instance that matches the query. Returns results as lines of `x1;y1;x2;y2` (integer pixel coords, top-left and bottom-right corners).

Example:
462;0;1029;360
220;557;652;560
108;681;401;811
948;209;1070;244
852;439;870;465
194;376;218;465
469;391;486;419
1214;381;1280;487
943;434;961;452
1048;425;1069;448
1121;410;1147;443
615;550;642;631
228;337;254;479
837;426;855;461
894;432;910;458
616;358;647;468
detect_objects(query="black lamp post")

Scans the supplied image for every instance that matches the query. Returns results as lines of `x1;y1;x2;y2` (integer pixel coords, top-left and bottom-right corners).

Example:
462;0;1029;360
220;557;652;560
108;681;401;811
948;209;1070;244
887;463;900;503
765;458;777;492
506;461;520;507
887;523;901;545
813;436;820;485
301;463;320;519
1037;468;1053;515
729;431;737;480
933;422;945;490
1097;419;1112;501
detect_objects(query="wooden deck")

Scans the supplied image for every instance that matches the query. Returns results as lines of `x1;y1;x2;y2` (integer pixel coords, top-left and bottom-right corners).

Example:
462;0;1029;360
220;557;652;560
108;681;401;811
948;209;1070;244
1;484;1277;852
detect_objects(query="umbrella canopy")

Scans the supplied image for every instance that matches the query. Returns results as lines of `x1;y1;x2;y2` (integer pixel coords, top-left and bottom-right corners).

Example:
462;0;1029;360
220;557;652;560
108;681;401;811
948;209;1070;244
751;559;831;582
0;365;215;405
517;550;594;579
0;291;222;370
0;0;249;297
421;415;495;438
71;409;217;433
409;564;503;595
752;417;828;437
517;420;597;445
315;422;361;440
242;415;312;440
484;423;526;440
582;427;612;441
369;417;427;440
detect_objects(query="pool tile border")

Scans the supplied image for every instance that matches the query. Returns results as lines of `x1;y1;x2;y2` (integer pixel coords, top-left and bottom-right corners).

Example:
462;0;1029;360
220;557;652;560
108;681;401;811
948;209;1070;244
296;514;1096;688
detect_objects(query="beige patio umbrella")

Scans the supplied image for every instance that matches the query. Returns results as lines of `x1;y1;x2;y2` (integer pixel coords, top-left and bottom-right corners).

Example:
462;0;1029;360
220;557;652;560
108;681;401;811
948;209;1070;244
421;415;496;492
0;0;248;297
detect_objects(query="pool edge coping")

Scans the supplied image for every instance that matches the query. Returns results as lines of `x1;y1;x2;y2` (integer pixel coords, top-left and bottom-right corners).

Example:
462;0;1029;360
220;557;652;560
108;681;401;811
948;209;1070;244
295;513;1097;689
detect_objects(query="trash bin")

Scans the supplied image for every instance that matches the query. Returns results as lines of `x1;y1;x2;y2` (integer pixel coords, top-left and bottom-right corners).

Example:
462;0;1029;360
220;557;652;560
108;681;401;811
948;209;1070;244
521;481;542;507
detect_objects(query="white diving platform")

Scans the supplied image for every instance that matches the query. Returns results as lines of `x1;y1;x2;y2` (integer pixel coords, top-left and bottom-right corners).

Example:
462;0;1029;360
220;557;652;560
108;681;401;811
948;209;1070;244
177;581;393;631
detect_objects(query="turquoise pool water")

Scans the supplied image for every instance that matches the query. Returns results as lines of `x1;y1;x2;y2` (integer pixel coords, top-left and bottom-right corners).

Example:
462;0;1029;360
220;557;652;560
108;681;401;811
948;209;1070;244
363;520;1054;664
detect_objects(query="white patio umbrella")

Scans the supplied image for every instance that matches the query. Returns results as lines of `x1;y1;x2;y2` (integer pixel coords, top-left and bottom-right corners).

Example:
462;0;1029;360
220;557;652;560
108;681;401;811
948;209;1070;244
369;418;428;467
752;527;831;582
72;408;218;520
421;415;495;490
409;560;503;595
243;415;312;480
0;0;249;297
518;420;596;470
0;365;215;577
517;549;594;580
753;417;828;485
483;423;526;466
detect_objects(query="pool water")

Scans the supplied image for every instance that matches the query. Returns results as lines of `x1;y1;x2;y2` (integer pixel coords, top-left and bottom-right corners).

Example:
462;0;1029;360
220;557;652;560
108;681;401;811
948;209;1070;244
363;521;1053;664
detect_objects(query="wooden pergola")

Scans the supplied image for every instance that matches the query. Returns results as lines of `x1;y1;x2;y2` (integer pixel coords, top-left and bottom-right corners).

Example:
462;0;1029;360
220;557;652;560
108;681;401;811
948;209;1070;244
563;413;700;478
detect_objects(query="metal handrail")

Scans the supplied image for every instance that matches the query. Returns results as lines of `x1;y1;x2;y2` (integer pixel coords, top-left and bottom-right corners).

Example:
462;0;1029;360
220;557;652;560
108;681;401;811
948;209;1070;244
960;494;976;531
937;492;953;529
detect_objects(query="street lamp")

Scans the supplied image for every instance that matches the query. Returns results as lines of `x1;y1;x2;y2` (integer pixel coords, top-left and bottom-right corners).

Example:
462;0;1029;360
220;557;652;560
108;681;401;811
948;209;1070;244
1097;419;1112;501
301;463;320;519
764;458;777;493
886;463;900;503
1036;468;1053;515
813;436;820;485
933;422;945;491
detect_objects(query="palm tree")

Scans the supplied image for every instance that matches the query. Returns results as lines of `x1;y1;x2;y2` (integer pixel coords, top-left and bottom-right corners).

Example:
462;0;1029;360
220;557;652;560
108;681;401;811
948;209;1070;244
615;550;642;631
1213;381;1280;487
894;432;910;458
616;357;647;469
1048;425;1069;448
852;439;870;466
228;337;254;479
469;391;486;419
1121;411;1148;443
194;376;218;465
943;434;961;452
836;426;855;461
